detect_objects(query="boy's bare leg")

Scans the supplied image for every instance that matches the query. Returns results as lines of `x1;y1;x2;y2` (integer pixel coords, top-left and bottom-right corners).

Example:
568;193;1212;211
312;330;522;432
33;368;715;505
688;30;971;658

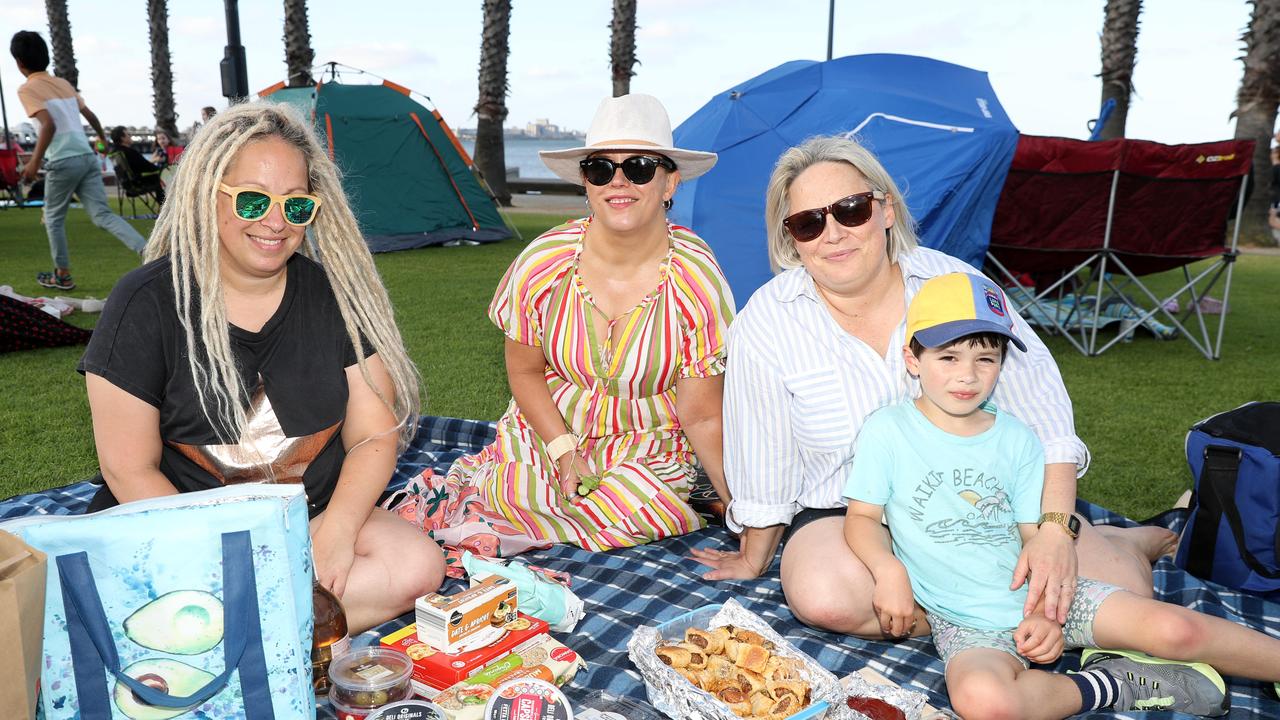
1092;590;1280;682
946;648;1083;720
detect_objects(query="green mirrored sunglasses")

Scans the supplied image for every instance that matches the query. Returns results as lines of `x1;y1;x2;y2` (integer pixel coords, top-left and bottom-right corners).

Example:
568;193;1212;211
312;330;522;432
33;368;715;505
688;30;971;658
218;182;323;226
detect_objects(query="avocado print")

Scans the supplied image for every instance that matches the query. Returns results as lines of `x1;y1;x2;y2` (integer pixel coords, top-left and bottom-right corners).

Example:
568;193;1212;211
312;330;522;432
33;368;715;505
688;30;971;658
123;590;224;654
113;658;214;720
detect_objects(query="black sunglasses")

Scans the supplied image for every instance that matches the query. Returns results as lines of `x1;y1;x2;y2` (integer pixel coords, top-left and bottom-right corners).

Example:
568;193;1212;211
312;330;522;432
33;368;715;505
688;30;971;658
782;190;886;242
579;155;676;186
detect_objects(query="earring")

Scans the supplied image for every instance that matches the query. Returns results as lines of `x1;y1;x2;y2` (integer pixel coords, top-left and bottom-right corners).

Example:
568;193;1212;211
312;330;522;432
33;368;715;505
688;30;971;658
662;198;673;210
585;197;590;205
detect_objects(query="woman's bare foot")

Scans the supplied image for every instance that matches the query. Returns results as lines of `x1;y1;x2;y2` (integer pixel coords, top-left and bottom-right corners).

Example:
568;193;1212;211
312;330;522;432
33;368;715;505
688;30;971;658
1094;523;1180;562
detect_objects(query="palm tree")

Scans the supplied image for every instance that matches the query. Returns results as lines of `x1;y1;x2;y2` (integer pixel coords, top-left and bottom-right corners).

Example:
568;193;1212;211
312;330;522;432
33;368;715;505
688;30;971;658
610;0;638;97
44;0;78;89
1233;0;1280;240
1096;0;1142;140
147;0;179;141
474;0;513;206
283;0;316;88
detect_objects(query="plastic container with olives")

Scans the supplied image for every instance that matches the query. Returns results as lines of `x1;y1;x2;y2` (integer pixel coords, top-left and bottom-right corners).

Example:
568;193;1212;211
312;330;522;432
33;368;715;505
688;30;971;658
328;647;415;720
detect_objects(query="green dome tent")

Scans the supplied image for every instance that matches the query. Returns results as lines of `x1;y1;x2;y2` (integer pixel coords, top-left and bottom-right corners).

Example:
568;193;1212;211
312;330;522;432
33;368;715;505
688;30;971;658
260;77;511;252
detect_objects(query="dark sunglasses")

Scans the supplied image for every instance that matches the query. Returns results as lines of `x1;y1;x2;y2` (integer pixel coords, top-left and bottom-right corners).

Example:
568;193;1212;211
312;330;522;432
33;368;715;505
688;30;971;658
579;155;676;186
218;183;323;226
782;190;886;242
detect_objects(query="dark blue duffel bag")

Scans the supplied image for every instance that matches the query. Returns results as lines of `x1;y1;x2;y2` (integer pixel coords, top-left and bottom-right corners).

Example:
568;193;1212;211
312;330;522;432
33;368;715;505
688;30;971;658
1175;401;1280;600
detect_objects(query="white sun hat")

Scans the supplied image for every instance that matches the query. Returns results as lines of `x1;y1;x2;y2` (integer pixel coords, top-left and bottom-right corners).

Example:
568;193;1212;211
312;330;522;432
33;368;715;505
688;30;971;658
539;93;718;185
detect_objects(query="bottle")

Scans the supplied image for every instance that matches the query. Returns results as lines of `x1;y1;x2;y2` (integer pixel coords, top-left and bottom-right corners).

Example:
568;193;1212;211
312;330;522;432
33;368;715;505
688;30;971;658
311;577;350;695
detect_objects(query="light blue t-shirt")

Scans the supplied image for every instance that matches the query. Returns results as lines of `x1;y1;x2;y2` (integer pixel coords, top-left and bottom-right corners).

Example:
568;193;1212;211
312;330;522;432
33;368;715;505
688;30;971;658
844;400;1045;631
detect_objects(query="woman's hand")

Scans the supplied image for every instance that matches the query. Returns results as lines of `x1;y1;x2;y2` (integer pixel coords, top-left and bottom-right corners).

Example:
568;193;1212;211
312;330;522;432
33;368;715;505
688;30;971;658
556;452;593;499
1012;524;1078;624
690;546;766;581
1015;614;1065;664
311;520;358;599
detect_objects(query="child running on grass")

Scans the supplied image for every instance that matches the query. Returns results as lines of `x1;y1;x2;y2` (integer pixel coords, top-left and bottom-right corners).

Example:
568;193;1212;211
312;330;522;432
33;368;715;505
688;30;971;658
843;272;1280;719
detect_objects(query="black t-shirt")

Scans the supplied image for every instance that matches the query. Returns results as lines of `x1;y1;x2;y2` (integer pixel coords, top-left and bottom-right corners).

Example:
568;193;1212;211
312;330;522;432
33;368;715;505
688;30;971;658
79;254;371;517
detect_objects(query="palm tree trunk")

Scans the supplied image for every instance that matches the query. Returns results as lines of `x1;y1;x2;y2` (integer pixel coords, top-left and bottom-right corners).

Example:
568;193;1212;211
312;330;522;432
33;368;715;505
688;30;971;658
283;0;316;88
474;0;512;206
610;0;638;97
147;0;179;141
44;0;78;89
1233;0;1280;243
1097;0;1142;140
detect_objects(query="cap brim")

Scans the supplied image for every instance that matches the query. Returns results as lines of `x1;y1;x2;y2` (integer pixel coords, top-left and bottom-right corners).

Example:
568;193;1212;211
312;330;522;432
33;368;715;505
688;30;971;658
912;320;1028;352
539;144;718;184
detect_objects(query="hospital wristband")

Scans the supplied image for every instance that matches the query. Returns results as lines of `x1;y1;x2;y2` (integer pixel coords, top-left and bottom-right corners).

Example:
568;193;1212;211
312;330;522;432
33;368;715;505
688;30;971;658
545;433;579;461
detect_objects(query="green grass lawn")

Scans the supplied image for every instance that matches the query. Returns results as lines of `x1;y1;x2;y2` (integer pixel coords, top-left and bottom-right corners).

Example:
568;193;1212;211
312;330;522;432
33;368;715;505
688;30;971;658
1;202;1277;520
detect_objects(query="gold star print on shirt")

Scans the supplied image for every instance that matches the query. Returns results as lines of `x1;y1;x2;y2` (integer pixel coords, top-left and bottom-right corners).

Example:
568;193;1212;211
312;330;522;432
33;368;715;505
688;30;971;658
169;379;341;485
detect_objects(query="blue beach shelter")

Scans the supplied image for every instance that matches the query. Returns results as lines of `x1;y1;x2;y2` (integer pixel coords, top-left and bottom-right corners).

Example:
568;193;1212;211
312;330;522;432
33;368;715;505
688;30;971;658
671;54;1019;304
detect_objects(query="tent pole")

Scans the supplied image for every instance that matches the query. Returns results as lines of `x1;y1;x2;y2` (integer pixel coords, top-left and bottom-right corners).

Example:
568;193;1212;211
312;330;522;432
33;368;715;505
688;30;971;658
826;0;835;61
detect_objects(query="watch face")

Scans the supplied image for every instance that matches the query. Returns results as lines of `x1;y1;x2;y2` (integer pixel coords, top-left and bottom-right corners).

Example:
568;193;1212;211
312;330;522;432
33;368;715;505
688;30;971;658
1068;514;1082;535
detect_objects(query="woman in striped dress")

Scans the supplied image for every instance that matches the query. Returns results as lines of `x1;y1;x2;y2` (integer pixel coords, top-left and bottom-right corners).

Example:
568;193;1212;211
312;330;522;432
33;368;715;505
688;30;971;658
442;94;733;552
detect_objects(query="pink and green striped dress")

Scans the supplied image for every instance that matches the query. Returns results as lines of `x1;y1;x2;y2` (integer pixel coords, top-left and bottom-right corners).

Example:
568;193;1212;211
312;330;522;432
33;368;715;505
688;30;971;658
447;217;735;550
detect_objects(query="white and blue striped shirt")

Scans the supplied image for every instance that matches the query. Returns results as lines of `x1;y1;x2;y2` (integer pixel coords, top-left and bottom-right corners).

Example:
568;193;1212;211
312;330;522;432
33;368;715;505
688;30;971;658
723;246;1089;532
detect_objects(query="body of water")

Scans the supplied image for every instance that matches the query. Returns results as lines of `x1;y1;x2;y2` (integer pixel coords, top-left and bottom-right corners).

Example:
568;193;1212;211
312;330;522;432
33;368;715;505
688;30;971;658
460;137;581;179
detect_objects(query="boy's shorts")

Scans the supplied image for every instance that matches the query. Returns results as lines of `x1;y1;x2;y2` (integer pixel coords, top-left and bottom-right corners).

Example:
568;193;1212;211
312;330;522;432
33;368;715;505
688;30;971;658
928;578;1122;668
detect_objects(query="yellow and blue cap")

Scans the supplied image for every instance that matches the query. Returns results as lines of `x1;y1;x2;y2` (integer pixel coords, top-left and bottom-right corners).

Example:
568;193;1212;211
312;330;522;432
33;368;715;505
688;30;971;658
907;272;1027;352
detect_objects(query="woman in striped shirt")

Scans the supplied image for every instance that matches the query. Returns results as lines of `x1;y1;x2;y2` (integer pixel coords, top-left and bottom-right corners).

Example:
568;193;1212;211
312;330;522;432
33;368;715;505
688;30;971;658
443;94;735;551
694;136;1175;639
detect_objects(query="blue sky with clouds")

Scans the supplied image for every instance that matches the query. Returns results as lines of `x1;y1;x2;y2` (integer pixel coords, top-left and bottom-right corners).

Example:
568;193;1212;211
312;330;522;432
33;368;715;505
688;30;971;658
1;1;1254;144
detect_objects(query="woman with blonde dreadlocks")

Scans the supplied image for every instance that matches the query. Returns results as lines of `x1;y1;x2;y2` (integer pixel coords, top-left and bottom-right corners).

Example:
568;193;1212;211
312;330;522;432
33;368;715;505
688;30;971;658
78;103;444;631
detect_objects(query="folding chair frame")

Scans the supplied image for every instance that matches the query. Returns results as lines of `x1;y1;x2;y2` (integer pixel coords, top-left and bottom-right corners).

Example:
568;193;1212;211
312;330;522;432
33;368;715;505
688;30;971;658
108;151;162;219
987;170;1246;360
0;146;26;209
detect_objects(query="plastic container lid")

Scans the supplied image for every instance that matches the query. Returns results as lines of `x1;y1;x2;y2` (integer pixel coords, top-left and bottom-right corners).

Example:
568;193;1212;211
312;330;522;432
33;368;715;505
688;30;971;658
366;699;449;720
483;678;573;720
330;647;414;692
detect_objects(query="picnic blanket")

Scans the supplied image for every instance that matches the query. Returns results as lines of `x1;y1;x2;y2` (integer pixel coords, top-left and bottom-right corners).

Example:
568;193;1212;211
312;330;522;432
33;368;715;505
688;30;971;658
2;415;1277;720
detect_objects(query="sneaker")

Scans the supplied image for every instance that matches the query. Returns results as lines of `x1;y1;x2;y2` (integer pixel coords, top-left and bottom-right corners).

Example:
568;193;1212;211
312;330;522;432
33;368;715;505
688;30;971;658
36;270;75;291
1081;648;1229;716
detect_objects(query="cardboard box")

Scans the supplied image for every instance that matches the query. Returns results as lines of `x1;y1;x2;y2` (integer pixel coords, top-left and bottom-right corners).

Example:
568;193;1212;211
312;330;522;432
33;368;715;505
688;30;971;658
415;574;519;654
428;634;585;720
381;612;549;694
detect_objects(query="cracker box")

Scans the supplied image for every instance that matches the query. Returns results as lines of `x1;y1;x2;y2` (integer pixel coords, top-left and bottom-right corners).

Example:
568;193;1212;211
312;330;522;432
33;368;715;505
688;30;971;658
415;573;519;654
428;634;586;720
380;613;550;694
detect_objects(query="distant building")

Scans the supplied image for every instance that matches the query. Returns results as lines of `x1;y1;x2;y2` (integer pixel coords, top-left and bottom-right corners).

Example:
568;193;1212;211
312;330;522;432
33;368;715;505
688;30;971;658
456;120;583;141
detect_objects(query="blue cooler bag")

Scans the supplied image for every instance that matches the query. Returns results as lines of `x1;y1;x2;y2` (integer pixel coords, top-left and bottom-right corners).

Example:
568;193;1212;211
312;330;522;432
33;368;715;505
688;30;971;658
1176;401;1280;600
0;484;315;719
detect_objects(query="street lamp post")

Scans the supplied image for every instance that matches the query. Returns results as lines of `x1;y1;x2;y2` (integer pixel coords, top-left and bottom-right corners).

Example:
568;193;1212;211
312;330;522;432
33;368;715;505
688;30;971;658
221;0;249;103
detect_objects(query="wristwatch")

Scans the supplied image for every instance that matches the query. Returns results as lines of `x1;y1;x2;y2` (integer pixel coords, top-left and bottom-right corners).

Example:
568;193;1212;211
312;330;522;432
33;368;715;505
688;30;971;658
1038;512;1081;539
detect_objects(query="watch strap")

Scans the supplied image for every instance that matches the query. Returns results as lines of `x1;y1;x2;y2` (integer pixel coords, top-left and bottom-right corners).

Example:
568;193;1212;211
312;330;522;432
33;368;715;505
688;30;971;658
1038;512;1079;538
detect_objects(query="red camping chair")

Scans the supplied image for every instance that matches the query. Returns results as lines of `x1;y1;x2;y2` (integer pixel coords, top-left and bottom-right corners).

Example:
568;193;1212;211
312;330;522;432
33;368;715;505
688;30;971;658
986;135;1252;359
0;146;25;208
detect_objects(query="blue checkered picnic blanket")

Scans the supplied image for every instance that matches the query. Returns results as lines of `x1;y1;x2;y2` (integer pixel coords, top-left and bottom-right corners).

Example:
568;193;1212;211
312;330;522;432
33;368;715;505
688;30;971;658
2;415;1277;719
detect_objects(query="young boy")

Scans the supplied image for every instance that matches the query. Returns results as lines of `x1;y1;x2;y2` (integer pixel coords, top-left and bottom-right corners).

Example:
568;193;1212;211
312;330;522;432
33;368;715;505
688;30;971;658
843;272;1280;719
11;30;146;290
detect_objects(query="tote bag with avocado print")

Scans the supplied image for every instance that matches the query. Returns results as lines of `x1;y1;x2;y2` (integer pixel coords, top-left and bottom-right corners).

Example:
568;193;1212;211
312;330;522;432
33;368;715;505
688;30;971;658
1;484;314;719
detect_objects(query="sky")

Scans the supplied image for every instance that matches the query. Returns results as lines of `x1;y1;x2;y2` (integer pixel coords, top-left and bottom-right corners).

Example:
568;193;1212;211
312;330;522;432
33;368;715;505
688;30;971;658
0;0;1256;145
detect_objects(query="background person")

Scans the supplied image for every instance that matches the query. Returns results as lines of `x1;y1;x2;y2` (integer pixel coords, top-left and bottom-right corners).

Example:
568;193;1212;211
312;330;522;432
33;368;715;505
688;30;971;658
151;127;185;167
109;125;164;203
11;30;147;291
79;102;443;632
397;94;732;560
693;135;1175;639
